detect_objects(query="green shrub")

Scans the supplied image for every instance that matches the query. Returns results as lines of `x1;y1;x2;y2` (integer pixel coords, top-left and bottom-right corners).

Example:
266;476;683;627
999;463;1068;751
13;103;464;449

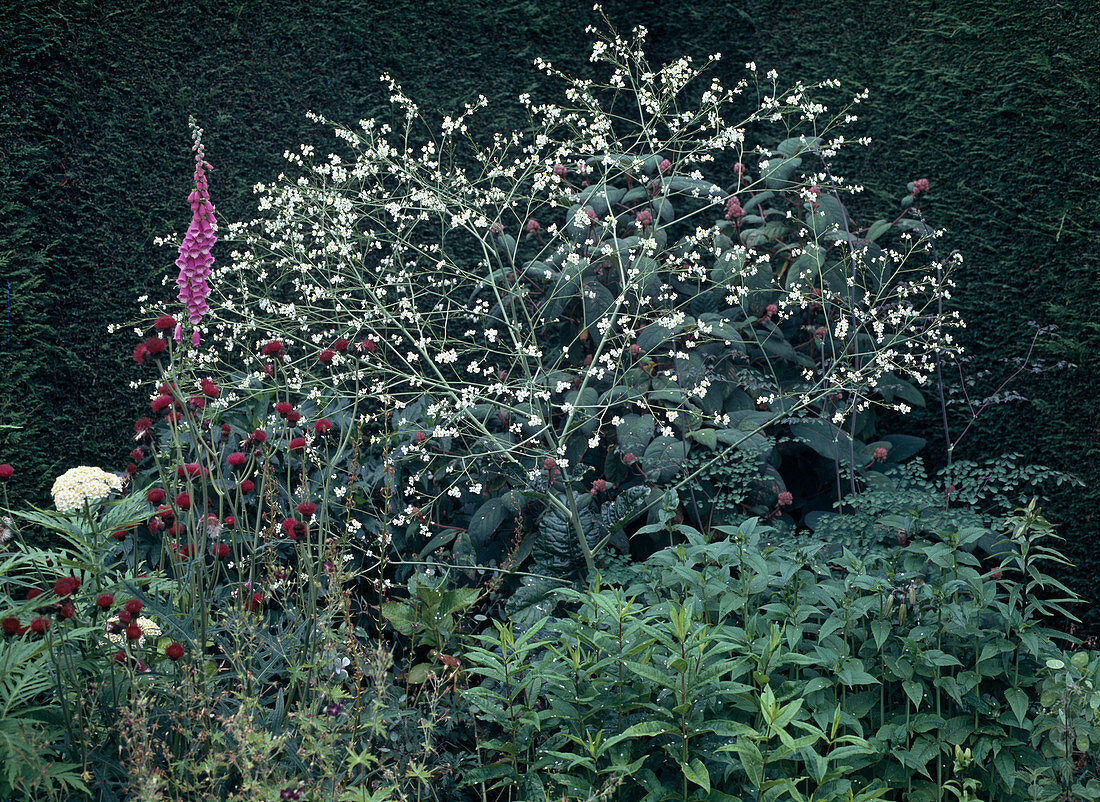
462;500;1097;800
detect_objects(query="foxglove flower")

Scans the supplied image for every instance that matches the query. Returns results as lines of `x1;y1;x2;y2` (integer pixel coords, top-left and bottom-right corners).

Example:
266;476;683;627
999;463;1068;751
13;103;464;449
175;123;217;347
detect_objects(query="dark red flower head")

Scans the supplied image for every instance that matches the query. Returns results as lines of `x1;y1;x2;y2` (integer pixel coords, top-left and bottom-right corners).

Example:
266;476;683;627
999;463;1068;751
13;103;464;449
2;616;20;636
0;464;13;480
133;342;150;364
212;542;230;558
96;593;114;609
296;501;317;518
251;429;268;444
111;529;129;540
146;488;166;504
134;418;153;440
288;436;306;452
261;340;284;357
53;576;81;597
144;337;167;356
125;623;142;641
57;602;76;621
150;395;174;413
154;314;176;331
175;492;191;511
332;338;349;352
274;401;293;417
26;588;42;601
355;338;376;355
318;348;335;365
227;452;246;467
30;617;49;634
313;418;334;435
165;642;185;660
281;517;306;540
239;479;255;493
286;410;301;424
124;599;143;615
200;378;220;398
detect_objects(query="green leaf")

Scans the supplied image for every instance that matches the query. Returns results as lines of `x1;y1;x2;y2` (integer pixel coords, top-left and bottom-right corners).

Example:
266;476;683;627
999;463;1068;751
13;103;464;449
641;436;688;484
467;498;505;546
903;680;925;710
736;740;765;787
532;495;598;576
690;428;718;449
600;486;651;536
380;602;417;636
882;434;926;462
1005;688;1028;724
790;419;857;466
681;758;711;793
866;219;892;241
617;414;655;456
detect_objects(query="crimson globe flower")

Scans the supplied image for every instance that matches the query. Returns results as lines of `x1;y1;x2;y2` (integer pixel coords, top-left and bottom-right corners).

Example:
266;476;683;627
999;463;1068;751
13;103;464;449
2;616;20;636
57;602;76;621
175;492;191;511
53;576;80;597
124;599;143;615
154;314;176;331
318;348;335;365
212;543;230;558
0;464;13;480
261;340;284;357
313;418;334;435
95;593;114;609
30;617;49;634
332;337;349;352
240;479;255;493
288;437;306;452
296;501;316;518
125;623;142;641
165;642;185;660
274;401;293;416
146;488;166;504
227;452;246;467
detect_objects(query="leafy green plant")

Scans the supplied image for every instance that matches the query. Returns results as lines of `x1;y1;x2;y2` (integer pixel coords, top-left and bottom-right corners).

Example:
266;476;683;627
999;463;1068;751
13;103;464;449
462;500;1094;801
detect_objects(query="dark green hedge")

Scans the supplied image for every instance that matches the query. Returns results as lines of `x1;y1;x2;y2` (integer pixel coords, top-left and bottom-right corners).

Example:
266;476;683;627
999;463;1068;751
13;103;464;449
2;0;1096;622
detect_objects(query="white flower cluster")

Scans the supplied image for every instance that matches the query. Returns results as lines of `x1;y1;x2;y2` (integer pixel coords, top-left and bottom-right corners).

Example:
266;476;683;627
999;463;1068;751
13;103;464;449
105;616;162;647
51;466;123;512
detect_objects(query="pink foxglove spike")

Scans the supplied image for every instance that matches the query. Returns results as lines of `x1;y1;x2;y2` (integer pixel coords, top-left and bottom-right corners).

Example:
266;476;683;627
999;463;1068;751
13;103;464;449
176;122;216;345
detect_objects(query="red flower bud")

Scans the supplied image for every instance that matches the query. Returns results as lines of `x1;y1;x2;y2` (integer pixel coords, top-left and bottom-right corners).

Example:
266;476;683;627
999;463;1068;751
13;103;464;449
96;593;114;609
227;452;246;467
318;348;335;365
125;623;142;641
124;599;143;615
165;642;184;660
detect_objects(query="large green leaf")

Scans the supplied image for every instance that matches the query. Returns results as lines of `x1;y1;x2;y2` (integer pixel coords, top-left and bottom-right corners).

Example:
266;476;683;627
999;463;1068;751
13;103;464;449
790;419;860;467
532;495;598;576
617;414;655;456
600;485;651;536
641;436;689;483
467;498;505;546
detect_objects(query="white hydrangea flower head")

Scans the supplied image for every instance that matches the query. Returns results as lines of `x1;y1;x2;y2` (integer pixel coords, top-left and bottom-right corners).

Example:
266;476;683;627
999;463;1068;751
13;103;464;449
105;615;162;648
51;466;124;512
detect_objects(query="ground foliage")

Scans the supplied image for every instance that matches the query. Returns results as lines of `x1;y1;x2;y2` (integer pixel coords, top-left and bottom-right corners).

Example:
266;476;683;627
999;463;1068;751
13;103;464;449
1;0;1096;625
